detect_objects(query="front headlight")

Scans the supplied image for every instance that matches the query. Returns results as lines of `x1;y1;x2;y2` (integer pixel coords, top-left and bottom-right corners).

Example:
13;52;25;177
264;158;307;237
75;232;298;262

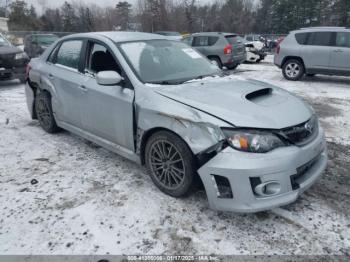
15;52;28;60
222;129;286;153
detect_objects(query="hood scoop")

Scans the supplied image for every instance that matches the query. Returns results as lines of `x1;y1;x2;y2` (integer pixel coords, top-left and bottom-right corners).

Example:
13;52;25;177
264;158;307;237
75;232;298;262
246;88;272;102
245;88;287;106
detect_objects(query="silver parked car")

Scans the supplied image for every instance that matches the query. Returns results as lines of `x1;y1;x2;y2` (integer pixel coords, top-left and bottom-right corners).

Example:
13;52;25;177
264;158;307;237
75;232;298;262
182;32;246;70
25;32;327;213
275;27;350;80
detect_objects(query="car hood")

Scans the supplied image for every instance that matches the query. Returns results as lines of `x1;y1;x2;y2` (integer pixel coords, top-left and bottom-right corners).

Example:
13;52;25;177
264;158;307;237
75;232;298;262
0;45;23;55
151;76;313;129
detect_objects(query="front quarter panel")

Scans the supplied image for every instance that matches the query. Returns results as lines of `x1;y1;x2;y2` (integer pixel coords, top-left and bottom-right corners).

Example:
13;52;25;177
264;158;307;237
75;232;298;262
135;86;231;155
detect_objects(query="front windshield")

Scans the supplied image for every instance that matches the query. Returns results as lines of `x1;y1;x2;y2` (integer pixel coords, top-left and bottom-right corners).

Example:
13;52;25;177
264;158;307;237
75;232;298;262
0;35;11;47
37;35;59;45
119;40;221;84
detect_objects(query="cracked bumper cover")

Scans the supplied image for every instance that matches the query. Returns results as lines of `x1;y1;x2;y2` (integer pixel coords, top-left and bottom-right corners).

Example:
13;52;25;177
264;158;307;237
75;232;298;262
198;127;327;213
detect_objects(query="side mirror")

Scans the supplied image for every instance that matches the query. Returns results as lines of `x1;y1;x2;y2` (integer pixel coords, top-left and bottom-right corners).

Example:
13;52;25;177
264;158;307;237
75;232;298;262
96;71;123;86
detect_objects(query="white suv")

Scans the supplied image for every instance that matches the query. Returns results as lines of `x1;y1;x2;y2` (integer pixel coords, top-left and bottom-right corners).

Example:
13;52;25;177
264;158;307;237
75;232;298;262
274;27;350;81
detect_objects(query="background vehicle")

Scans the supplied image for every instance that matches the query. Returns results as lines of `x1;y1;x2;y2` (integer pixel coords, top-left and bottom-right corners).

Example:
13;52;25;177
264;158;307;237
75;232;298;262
0;33;29;83
25;32;326;213
24;34;59;58
154;31;183;41
274;27;350;80
239;36;266;63
182;32;246;69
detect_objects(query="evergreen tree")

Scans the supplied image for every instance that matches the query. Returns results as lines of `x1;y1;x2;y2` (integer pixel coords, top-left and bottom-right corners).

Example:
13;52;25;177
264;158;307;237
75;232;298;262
61;1;79;32
116;1;132;30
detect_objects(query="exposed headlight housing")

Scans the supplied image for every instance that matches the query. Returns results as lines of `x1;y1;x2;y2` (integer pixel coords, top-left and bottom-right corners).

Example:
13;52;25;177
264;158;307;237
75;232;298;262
222;129;286;153
15;52;28;60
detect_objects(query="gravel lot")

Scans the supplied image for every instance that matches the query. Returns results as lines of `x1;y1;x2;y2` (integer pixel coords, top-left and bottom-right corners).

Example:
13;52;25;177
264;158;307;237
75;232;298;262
0;56;349;255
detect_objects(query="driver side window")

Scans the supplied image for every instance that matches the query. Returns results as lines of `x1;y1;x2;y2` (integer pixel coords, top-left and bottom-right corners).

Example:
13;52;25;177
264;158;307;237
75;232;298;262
85;42;121;76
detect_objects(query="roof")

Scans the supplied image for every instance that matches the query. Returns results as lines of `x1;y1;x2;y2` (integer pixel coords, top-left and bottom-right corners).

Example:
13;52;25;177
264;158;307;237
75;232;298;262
191;32;237;36
64;31;168;42
296;27;349;32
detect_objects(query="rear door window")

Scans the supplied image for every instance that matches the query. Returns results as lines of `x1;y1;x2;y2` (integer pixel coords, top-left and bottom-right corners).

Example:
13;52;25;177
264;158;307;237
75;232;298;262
335;32;350;48
193;36;209;47
55;40;83;70
193;36;218;47
307;32;333;46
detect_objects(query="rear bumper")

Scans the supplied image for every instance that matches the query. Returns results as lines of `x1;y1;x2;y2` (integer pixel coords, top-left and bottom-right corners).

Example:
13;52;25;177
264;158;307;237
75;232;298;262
274;54;283;68
223;53;246;66
198;127;327;213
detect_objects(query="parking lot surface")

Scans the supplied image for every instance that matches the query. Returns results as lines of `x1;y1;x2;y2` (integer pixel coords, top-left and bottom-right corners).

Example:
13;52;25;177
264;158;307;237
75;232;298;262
0;56;349;255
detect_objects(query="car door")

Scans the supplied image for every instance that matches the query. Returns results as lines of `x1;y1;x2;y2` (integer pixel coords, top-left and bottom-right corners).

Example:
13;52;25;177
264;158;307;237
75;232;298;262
303;32;333;69
48;39;86;129
80;40;135;151
329;32;350;71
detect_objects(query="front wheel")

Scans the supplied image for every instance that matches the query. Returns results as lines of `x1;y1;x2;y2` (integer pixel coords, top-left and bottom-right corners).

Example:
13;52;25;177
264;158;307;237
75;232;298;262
282;59;305;81
145;131;196;197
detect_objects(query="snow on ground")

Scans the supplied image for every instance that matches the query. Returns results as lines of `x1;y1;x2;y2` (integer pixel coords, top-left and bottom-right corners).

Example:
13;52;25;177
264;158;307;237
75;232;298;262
0;56;349;255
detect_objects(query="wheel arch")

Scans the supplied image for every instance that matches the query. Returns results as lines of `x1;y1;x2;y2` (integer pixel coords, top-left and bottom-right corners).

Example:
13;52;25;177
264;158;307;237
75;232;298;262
139;127;195;166
207;55;222;63
282;56;305;69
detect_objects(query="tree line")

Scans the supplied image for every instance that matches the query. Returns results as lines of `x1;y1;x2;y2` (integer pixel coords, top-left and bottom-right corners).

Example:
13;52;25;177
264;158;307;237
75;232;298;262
3;0;350;34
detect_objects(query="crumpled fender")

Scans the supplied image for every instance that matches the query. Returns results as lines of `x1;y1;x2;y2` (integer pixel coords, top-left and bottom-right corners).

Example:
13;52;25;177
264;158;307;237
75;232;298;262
135;87;231;155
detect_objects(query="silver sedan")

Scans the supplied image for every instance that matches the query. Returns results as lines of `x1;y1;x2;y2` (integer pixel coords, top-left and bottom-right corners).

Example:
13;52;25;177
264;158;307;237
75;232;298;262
25;32;327;212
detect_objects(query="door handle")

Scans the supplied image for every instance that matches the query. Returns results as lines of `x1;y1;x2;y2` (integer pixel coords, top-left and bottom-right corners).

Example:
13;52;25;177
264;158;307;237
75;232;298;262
334;49;344;53
48;73;54;79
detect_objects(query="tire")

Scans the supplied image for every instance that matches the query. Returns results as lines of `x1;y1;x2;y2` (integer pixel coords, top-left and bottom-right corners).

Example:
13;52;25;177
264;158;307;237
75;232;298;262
282;59;305;81
35;91;61;133
227;63;239;70
209;57;222;69
145;130;196;198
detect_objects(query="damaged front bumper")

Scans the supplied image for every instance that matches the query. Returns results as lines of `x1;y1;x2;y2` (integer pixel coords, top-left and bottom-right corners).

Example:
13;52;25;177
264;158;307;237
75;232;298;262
198;127;327;213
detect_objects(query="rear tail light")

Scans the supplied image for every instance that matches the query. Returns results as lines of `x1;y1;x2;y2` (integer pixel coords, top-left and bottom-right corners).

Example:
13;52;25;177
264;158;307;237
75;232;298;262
276;45;281;54
224;44;232;55
25;64;31;80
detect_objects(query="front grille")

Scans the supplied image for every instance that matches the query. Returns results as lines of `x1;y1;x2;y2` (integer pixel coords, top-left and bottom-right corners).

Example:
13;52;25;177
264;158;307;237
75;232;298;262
280;116;318;146
0;54;16;68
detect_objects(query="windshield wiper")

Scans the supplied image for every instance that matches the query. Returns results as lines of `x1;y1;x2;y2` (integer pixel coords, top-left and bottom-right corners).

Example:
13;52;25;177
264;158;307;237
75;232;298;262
147;80;174;85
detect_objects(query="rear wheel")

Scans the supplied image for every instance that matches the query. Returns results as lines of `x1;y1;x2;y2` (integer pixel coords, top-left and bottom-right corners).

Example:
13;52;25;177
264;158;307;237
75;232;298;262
227;63;239;70
35;91;61;133
145;131;196;197
282;59;305;81
209;57;222;69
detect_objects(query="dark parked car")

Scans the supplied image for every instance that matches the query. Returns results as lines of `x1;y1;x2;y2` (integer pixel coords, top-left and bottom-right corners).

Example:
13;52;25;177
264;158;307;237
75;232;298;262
24;34;59;58
0;33;29;83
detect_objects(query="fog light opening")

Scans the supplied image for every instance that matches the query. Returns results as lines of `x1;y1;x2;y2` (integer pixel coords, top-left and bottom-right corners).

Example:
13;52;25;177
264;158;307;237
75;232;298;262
212;175;233;199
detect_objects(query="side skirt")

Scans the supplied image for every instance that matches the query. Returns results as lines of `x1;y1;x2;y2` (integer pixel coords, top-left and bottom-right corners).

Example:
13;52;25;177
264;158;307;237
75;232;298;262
57;120;141;164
